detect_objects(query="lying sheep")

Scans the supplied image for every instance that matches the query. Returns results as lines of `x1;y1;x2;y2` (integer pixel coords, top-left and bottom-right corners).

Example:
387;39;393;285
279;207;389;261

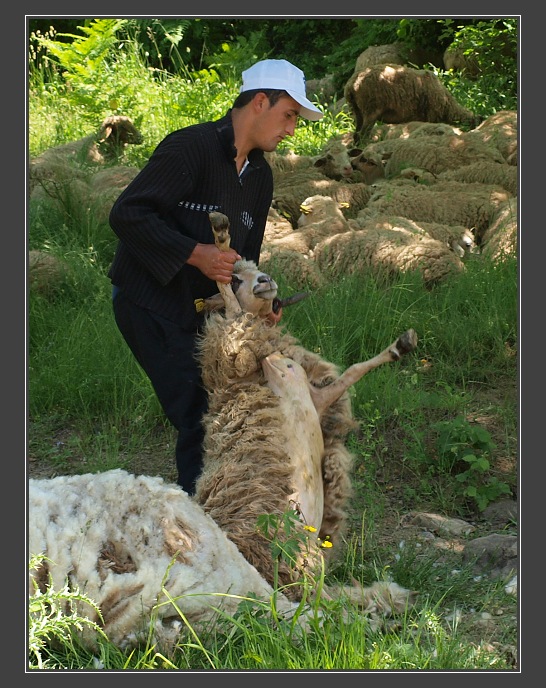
195;212;418;599
259;247;325;291
29;115;143;196
267;139;354;183
263;195;350;257
29;471;415;653
471;110;518;165
349;214;478;258
28;250;70;297
273;171;372;226
362;179;511;242
383;132;505;178
344;64;481;143
314;224;465;285
347;148;386;184
438;161;518;196
480;198;518;261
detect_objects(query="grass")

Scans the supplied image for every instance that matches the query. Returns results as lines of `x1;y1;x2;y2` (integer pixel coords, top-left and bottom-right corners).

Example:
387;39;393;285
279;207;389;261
27;26;518;671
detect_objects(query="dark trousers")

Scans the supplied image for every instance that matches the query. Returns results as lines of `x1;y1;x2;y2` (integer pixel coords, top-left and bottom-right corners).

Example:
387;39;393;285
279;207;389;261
113;290;208;495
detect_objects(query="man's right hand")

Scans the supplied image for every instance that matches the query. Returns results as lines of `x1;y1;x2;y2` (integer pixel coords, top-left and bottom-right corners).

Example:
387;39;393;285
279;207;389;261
187;243;242;283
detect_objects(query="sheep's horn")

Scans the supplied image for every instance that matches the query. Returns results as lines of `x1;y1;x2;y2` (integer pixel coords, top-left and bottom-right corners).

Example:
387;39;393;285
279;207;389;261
272;292;308;314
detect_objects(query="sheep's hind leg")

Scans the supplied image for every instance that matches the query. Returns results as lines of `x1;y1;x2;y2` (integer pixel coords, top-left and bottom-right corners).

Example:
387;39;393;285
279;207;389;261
310;329;418;417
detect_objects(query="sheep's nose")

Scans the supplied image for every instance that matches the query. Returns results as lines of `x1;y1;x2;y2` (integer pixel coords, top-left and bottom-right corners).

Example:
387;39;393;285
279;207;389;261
257;274;273;285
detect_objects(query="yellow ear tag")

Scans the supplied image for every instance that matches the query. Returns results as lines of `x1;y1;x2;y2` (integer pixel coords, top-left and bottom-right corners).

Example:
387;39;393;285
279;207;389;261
194;298;205;313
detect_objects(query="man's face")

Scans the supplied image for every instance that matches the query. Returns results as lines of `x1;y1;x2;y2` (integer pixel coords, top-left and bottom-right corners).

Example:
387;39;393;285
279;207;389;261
253;94;301;152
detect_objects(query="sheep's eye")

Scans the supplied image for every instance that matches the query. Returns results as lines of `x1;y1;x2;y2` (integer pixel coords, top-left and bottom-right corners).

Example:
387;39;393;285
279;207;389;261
231;275;242;293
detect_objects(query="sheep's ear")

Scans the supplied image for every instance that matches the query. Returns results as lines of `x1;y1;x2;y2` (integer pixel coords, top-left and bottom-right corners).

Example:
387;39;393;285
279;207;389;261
97;124;113;143
195;293;225;313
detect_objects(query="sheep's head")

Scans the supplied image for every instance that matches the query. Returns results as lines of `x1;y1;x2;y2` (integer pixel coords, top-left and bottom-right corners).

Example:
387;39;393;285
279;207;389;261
201;259;279;317
230;259;278;316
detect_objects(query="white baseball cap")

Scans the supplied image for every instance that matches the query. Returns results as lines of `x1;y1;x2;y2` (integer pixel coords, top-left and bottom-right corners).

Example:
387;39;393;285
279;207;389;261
240;59;323;121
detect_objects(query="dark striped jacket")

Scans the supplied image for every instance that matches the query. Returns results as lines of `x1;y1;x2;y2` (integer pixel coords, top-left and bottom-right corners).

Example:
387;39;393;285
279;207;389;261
108;111;273;330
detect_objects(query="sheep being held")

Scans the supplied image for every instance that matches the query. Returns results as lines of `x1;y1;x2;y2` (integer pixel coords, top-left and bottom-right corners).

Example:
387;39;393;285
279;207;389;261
195;212;418;602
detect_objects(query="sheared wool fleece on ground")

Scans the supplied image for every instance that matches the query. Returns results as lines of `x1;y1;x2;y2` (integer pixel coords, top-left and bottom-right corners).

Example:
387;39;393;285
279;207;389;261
29;469;300;651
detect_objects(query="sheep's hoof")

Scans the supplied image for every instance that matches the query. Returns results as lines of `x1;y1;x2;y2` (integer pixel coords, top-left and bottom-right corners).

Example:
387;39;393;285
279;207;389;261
393;329;418;359
398;329;418;354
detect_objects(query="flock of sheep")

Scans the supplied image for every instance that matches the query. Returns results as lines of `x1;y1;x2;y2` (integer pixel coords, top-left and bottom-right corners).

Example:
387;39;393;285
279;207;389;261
28;47;517;653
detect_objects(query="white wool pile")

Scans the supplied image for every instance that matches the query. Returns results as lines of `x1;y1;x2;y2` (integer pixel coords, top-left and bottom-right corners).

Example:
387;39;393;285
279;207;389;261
29;469;298;651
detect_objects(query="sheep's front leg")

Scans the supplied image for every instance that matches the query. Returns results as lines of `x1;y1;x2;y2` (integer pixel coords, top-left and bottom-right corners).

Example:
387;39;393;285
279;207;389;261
311;329;418;417
208;212;242;318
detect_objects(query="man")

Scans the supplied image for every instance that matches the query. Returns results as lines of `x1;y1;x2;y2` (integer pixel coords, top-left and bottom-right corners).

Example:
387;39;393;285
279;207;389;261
108;59;323;495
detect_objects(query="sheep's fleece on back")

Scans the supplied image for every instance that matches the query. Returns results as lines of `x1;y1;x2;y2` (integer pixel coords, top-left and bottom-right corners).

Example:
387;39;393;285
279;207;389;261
28;469;298;650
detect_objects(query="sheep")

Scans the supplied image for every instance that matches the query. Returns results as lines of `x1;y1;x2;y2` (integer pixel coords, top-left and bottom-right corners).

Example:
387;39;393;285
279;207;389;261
362;179;512;242
383;132;505;178
443;44;481;78
273;171;372;226
438;161;518;196
195;212;418;599
262;194;351;257
353;43;408;73
347;148;386;185
480;198;518;261
344;64;481;143
349;213;478;259
29;115;143;196
259;247;325;291
313;224;465;286
87;165;141;223
28;250;70;297
470;110;518;165
267;139;354;183
264;205;295;242
29;471;416;653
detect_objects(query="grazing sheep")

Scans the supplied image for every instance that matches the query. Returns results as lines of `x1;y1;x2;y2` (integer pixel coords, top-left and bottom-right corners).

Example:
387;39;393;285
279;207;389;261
443;44;481;77
353;43;408;73
29;116;143;196
344;64;481;143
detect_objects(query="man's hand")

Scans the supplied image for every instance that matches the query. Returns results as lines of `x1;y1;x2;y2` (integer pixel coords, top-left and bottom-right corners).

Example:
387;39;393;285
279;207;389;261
187;243;242;283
